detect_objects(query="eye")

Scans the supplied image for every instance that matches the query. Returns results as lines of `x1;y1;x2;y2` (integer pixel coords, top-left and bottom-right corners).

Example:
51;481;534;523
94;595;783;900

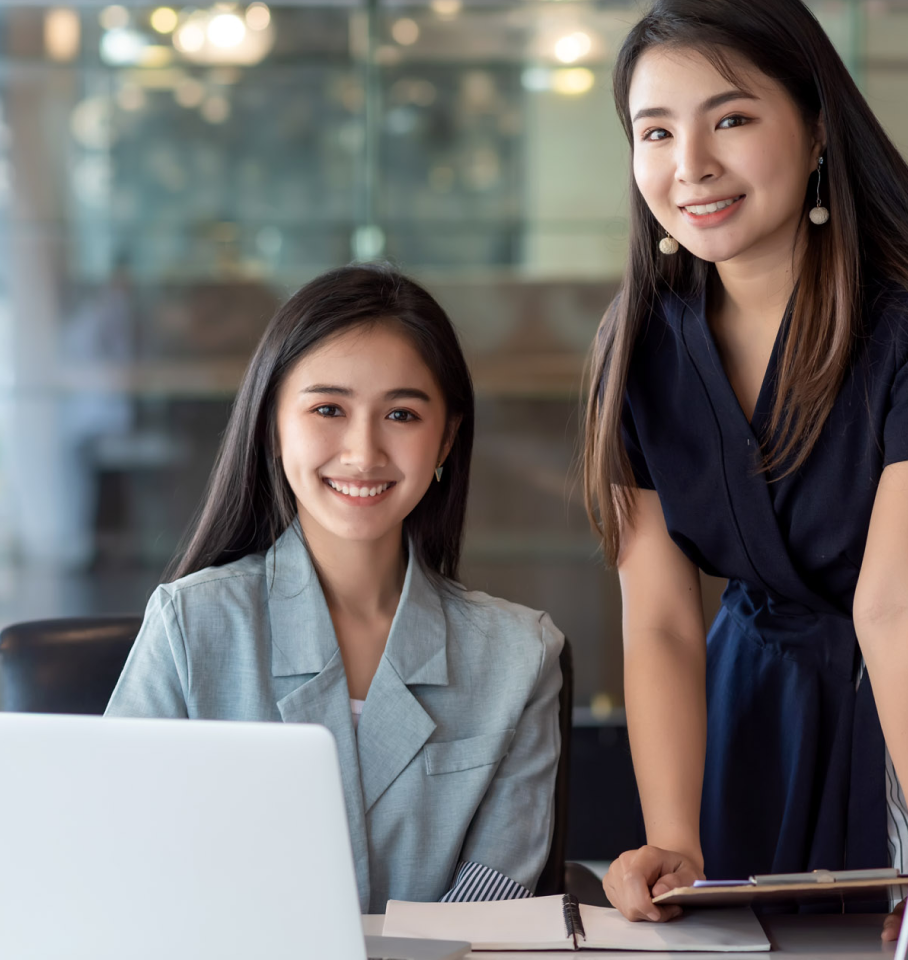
388;409;419;422
314;404;342;418
641;127;670;142
718;114;749;129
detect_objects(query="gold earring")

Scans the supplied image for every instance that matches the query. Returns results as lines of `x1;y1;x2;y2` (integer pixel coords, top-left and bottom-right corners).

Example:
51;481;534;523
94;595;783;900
659;231;679;255
809;156;829;225
435;465;444;482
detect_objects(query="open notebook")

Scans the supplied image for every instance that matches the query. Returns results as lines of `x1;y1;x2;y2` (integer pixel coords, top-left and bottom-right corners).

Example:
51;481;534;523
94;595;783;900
383;895;770;952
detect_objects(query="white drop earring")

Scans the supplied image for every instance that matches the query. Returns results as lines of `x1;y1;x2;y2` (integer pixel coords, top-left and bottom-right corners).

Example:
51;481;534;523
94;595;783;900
809;156;830;225
659;231;679;255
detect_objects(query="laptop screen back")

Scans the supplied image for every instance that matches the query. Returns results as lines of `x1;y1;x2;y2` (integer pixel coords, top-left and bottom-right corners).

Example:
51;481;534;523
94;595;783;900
0;714;366;960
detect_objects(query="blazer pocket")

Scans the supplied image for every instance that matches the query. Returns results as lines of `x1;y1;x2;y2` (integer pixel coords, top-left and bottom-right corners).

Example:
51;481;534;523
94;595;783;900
424;729;515;776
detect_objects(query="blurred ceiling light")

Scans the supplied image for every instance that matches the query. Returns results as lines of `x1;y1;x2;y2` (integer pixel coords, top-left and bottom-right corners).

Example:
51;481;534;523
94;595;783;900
391;18;419;46
430;0;462;18
45;8;80;62
246;3;271;31
208;13;246;48
201;94;231;123
174;20;206;53
352;224;386;261
100;28;147;66
150;7;179;34
173;8;273;64
521;67;551;92
554;31;592;64
141;45;174;67
99;5;129;30
174;77;206;107
552;67;594;95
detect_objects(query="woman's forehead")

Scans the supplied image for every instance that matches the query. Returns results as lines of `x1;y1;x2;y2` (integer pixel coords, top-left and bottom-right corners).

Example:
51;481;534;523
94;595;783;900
628;44;773;112
285;322;440;393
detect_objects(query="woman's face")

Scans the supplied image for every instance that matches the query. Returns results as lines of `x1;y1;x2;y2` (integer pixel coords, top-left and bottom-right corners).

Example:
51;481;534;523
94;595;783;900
275;322;453;550
628;46;823;267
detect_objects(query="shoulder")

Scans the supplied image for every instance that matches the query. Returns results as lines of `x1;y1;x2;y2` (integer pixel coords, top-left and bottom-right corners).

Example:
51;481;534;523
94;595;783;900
864;278;908;355
630;285;699;363
155;552;269;612
441;585;564;673
626;285;701;398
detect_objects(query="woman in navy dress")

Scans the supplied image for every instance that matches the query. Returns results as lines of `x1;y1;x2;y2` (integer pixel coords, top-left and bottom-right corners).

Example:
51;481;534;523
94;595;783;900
583;0;908;938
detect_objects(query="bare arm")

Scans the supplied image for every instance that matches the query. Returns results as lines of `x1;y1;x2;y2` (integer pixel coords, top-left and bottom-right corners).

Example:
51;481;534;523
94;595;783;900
852;462;908;941
604;488;708;920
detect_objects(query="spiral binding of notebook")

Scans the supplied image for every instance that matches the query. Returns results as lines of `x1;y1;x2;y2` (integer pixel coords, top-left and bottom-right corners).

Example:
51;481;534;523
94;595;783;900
561;893;586;948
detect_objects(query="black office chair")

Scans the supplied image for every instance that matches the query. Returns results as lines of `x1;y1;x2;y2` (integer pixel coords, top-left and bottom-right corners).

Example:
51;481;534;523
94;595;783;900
534;637;609;905
535;638;573;896
0;616;141;714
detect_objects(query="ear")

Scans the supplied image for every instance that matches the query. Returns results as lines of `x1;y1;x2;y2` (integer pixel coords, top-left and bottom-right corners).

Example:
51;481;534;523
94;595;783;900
438;415;462;465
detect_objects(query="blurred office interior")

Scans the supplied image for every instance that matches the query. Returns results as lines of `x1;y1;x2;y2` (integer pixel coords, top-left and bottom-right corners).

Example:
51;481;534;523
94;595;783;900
0;1;899;738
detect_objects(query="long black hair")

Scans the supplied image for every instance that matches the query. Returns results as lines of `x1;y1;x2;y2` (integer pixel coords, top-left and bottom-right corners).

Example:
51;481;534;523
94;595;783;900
584;0;908;564
166;264;474;582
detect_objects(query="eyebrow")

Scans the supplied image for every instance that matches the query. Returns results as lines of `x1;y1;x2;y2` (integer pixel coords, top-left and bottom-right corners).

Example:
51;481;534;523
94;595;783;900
631;89;757;123
302;385;433;402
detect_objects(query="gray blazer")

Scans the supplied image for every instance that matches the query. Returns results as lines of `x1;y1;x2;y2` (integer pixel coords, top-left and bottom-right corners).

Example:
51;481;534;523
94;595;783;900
106;526;563;913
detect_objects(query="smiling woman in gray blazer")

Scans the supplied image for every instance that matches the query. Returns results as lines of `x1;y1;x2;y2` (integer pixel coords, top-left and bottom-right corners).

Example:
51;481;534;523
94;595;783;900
107;265;563;915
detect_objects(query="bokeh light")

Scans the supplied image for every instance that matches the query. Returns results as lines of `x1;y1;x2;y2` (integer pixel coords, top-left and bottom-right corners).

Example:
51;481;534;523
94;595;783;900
150;7;179;34
391;18;419;46
246;3;271;31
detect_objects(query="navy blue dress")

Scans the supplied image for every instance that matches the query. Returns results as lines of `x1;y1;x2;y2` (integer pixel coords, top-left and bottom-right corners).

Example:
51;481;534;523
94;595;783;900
622;279;908;882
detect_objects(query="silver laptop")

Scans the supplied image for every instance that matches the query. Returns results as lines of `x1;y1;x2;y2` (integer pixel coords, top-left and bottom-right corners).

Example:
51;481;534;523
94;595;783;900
0;713;468;960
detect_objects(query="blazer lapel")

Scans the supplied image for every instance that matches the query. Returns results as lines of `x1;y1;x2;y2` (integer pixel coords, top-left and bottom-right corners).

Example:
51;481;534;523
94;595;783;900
266;526;371;912
356;551;448;813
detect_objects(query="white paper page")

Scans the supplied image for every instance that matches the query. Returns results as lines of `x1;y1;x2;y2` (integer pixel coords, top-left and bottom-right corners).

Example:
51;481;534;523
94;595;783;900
578;906;770;952
383;896;572;950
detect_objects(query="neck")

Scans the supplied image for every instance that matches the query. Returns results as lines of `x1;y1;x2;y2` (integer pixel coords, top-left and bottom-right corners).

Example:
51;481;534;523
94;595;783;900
712;224;805;327
299;520;407;620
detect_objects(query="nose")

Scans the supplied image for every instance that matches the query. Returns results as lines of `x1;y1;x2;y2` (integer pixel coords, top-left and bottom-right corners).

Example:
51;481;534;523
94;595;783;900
674;132;720;185
340;414;387;472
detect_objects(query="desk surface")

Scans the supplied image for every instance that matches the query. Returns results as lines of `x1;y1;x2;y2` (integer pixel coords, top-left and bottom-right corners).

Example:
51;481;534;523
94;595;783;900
363;913;895;959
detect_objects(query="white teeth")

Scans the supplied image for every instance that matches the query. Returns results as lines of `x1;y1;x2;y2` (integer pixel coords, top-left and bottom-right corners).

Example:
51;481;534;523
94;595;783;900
326;479;390;498
684;196;740;215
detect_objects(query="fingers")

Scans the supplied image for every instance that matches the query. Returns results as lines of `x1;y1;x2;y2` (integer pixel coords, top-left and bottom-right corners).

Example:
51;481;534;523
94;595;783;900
652;866;702;898
881;898;906;942
603;846;695;923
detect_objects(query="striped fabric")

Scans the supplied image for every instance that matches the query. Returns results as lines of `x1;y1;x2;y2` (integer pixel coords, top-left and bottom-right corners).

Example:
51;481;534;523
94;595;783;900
440;861;532;902
886;748;908;909
857;662;908;909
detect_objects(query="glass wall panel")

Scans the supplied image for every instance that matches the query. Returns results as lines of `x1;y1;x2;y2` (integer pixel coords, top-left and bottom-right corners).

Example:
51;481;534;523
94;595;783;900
0;0;895;712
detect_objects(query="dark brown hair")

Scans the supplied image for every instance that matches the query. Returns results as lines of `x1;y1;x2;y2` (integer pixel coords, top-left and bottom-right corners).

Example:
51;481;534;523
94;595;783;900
584;0;908;564
167;264;474;582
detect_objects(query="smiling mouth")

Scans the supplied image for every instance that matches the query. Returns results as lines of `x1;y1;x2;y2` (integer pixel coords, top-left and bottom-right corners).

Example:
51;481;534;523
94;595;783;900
681;195;744;216
324;478;395;499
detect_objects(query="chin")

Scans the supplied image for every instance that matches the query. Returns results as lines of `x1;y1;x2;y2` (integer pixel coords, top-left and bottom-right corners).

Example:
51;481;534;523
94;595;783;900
683;241;747;264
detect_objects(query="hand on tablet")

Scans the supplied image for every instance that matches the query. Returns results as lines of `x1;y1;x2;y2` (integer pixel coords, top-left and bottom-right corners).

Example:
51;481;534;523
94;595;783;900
881;897;905;942
603;845;705;922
